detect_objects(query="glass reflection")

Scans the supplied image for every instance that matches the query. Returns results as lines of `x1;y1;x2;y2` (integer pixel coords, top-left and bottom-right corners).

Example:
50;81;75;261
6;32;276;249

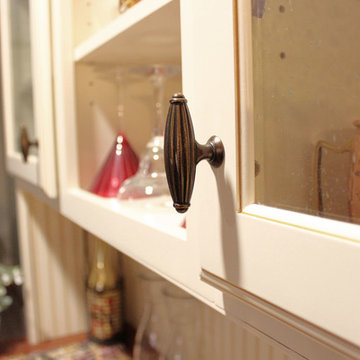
9;0;37;155
253;0;360;223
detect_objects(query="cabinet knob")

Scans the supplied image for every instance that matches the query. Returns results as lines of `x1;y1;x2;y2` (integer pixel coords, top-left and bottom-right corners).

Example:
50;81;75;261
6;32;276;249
20;126;38;162
164;93;225;213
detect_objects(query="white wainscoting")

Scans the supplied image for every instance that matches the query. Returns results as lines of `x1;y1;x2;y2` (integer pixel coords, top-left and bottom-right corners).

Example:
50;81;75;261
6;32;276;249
16;186;87;344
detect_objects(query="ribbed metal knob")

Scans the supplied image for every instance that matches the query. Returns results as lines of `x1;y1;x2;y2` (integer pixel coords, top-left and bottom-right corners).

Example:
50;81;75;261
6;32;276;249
164;93;224;213
20;126;38;162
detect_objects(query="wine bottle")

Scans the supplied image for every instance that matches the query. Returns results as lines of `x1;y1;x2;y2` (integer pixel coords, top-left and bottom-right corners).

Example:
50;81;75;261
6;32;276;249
87;237;123;344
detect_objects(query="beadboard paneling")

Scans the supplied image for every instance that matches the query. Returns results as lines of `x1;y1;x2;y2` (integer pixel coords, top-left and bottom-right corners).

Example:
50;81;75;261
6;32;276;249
16;187;87;344
121;256;308;360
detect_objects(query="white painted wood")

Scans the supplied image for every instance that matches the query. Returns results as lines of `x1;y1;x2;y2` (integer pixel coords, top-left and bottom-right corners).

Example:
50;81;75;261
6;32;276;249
72;0;120;46
52;0;79;193
15;187;41;344
0;0;38;186
238;0;255;210
121;259;311;360
15;178;59;212
182;0;360;352
52;0;360;358
53;0;191;313
0;0;15;156
30;193;57;340
74;0;180;65
246;331;258;360
0;0;57;197
62;220;87;333
47;206;68;337
28;0;57;198
54;2;201;330
6;153;38;184
15;185;87;344
222;310;232;359
62;189;185;239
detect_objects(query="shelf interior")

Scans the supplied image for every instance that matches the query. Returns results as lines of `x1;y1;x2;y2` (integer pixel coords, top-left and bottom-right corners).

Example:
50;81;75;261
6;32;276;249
74;0;181;66
75;63;182;191
69;0;184;256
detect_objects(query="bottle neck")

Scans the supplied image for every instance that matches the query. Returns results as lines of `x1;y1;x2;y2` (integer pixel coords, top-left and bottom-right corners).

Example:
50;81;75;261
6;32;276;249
93;238;111;269
88;238;118;292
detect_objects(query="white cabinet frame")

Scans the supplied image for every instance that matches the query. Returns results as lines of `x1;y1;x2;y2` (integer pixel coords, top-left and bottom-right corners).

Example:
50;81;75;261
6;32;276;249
0;0;57;198
188;0;360;353
50;0;360;357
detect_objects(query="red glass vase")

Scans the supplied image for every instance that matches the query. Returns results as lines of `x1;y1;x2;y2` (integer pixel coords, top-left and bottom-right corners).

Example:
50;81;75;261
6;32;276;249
90;133;139;197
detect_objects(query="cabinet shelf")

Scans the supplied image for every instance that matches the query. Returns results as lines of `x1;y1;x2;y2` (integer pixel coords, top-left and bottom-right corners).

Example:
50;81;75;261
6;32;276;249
61;188;186;265
74;0;181;65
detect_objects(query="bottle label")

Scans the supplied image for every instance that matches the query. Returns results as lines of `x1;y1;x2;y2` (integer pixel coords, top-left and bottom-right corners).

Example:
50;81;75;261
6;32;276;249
87;288;122;341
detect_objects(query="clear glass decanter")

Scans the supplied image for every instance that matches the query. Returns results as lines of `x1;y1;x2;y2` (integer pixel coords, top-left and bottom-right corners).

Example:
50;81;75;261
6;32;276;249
133;273;168;360
163;286;199;360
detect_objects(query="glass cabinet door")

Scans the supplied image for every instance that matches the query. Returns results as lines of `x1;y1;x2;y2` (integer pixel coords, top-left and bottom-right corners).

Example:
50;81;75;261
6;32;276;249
253;0;360;225
182;0;360;352
9;0;37;156
1;0;57;198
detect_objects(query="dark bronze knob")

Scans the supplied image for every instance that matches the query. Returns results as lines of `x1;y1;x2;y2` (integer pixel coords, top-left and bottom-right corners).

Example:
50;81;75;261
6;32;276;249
20;126;38;162
164;93;224;213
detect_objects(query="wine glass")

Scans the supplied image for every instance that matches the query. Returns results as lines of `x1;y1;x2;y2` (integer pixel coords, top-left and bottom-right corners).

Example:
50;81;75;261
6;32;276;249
117;65;181;206
90;67;139;197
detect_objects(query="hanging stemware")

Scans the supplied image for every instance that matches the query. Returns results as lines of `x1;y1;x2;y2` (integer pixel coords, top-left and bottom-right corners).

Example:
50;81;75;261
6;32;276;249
117;65;181;206
90;67;139;197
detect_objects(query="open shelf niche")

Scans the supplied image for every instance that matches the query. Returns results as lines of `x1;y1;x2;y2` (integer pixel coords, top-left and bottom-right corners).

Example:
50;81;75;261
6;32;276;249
63;0;185;250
